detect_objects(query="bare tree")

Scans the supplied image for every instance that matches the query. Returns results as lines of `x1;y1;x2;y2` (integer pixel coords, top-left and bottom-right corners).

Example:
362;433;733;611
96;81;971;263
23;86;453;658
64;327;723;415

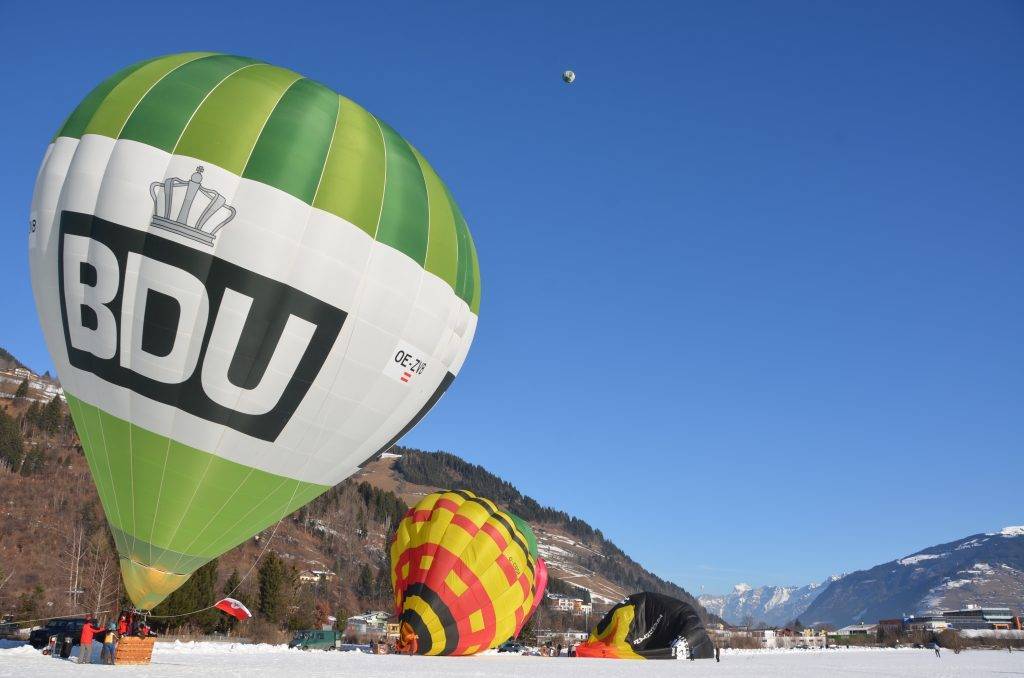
62;525;87;612
84;533;119;617
0;563;13;601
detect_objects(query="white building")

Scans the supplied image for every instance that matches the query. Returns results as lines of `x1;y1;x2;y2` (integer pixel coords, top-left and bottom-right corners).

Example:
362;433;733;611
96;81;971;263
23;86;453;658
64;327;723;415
0;367;65;402
345;611;391;638
905;614;949;633
535;629;590;647
546;593;592;615
834;623;878;636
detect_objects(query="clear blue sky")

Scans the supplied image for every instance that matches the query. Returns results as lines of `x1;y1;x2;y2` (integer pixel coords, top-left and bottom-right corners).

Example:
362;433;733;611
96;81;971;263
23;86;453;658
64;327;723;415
3;1;1021;595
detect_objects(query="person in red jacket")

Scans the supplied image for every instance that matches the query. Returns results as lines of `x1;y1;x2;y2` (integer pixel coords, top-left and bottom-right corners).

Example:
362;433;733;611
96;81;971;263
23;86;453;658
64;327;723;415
117;613;129;635
78;615;102;664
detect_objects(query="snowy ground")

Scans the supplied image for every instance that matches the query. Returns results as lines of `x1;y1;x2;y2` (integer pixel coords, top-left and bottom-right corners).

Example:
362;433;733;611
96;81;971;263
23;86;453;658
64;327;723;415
0;641;1022;677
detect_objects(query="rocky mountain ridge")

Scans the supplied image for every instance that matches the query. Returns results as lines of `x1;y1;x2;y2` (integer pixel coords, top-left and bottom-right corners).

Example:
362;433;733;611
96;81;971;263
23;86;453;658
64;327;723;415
699;577;841;627
801;527;1024;627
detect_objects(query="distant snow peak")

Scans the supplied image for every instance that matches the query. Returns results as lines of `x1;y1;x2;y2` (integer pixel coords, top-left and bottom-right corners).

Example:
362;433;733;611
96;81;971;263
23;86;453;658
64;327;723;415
997;526;1024;538
699;580;827;626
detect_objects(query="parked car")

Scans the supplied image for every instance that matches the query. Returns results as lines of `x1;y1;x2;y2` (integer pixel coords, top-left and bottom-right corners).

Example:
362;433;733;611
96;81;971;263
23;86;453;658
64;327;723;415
288;629;343;651
498;640;524;653
28;618;87;649
0;616;17;638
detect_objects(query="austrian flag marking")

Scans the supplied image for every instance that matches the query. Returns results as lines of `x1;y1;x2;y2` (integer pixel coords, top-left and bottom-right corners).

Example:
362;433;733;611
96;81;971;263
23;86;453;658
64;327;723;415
386;342;430;384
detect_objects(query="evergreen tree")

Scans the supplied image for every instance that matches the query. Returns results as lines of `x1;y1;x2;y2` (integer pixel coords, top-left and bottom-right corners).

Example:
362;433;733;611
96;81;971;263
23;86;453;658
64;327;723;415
224;569;242;598
356;563;374;599
23;401;40;429
151;558;220;632
14;379;29;399
258;552;287;622
16;585;45;621
18;449;46;476
373;566;391;606
518;608;539;644
220;569;244;634
0;409;24;470
40;396;62;435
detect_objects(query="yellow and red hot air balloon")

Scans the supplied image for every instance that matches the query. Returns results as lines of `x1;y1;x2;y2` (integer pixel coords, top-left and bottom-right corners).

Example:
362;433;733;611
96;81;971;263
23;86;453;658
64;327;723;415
390;490;547;655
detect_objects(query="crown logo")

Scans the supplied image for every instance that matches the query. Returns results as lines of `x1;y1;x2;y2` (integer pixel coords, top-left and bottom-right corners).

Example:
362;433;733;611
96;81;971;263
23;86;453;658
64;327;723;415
149;167;235;246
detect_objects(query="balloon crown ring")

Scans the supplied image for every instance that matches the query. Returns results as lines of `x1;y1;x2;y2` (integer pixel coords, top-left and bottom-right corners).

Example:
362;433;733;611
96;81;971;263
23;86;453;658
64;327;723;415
149;166;236;246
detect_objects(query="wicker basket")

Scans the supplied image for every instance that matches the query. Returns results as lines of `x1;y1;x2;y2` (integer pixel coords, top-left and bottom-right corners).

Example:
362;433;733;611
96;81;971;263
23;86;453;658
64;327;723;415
114;636;155;665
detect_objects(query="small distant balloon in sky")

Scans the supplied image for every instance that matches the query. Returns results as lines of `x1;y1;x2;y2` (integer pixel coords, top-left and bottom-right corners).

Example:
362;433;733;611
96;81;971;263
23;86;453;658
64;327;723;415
562;70;575;84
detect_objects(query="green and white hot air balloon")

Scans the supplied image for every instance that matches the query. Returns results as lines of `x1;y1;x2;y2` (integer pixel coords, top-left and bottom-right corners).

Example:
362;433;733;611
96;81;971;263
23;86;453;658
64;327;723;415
28;53;480;610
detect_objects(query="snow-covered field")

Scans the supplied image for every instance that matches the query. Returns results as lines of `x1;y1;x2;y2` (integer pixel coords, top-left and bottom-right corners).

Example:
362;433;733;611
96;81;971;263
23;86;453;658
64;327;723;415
1;642;1022;677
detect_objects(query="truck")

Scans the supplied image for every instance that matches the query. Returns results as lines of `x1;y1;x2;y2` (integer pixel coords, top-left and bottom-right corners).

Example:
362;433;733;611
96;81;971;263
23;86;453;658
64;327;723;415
288;629;343;651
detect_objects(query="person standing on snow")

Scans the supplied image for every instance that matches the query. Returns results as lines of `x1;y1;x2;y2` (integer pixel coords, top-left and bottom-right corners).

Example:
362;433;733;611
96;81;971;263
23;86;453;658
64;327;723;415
78;616;102;664
100;623;119;665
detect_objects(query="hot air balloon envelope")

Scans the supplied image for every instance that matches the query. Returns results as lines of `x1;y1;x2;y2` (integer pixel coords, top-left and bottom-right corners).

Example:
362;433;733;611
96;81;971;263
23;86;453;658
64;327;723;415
576;591;715;659
390;490;545;655
29;52;480;609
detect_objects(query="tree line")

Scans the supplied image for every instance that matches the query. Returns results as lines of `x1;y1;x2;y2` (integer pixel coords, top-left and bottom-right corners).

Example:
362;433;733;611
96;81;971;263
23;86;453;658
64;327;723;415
0;393;69;475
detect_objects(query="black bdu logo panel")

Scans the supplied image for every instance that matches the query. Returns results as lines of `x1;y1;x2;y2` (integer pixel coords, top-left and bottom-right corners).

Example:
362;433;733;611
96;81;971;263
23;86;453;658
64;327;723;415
57;211;347;441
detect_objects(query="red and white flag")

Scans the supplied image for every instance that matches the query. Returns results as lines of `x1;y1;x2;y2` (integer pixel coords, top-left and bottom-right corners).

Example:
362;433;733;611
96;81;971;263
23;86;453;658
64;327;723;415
215;597;253;621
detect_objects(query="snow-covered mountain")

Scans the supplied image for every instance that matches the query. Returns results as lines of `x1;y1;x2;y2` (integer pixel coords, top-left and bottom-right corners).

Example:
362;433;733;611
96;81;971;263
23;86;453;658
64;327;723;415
699;578;838;626
801;526;1024;628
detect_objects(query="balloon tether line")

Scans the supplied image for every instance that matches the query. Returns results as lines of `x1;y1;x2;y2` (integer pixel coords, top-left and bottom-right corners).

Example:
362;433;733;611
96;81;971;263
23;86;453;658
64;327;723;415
146;480;303;619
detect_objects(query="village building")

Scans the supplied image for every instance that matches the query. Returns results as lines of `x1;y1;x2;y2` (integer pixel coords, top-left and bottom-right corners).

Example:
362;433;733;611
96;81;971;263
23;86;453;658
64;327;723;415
545;592;592;615
344;611;391;639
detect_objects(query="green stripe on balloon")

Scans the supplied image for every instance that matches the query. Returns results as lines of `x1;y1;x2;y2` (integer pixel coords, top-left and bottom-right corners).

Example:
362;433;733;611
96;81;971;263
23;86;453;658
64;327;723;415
65;392;328;576
313;96;387;238
445;185;475;307
53;57;159;142
82;53;216;141
469;238;482;314
411;146;459;290
377;120;429;265
174;64;302;175
119;54;259;152
243;78;339;204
